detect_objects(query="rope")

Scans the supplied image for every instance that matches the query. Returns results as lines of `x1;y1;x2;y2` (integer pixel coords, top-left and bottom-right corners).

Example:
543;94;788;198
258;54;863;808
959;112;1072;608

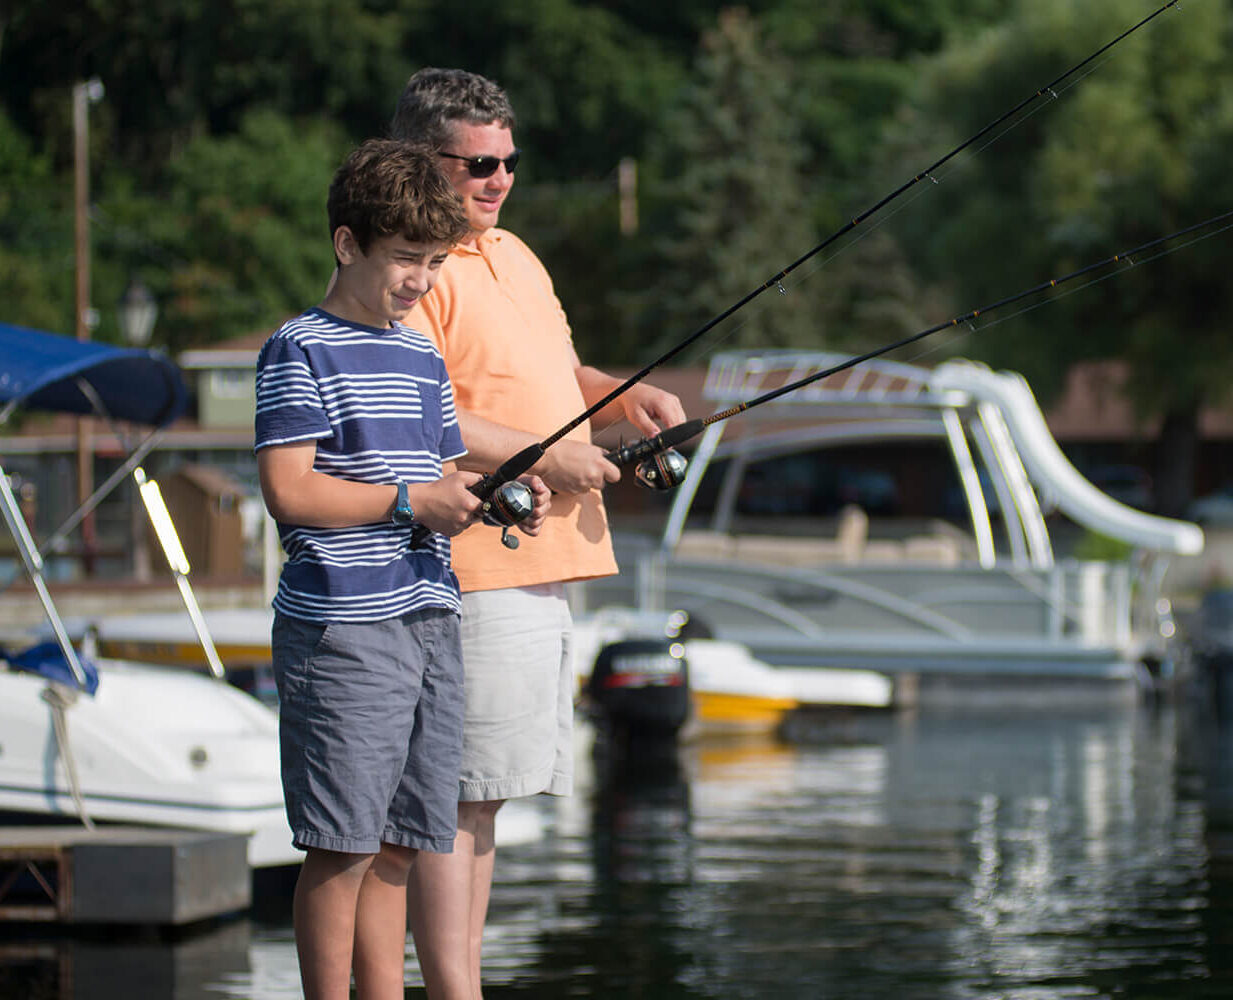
40;683;95;831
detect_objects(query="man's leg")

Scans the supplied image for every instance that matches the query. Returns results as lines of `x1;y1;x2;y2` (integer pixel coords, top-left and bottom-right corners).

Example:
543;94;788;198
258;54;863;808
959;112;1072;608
293;847;374;1000
408;799;504;1000
353;843;418;999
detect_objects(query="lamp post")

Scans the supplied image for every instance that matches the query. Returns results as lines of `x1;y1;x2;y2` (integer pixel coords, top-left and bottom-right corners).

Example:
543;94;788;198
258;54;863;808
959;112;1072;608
119;278;158;348
74;77;104;576
119;277;159;581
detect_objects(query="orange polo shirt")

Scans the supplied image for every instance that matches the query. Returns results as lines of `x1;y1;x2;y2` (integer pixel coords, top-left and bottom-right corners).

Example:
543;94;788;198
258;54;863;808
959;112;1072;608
408;227;618;592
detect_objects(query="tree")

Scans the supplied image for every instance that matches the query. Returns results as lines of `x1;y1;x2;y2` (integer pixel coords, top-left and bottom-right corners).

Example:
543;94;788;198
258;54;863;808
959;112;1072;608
626;8;821;358
0;110;72;333
123;110;348;352
883;0;1233;513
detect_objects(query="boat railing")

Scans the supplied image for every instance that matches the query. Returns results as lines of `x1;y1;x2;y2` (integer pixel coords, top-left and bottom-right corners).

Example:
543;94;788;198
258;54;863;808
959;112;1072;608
618;538;1141;649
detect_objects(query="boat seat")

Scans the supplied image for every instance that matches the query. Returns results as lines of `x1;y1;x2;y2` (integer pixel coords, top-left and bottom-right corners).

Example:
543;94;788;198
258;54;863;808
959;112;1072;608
904;535;963;566
674;517;966;568
673;530;739;560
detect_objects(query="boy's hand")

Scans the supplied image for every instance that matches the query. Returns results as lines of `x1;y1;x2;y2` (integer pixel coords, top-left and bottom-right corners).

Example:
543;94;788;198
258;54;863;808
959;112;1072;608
515;475;551;537
408;471;484;537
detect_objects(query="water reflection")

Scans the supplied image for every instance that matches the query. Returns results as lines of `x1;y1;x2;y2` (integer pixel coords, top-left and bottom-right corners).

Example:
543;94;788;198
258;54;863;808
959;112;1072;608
478;704;1229;998
4;700;1231;998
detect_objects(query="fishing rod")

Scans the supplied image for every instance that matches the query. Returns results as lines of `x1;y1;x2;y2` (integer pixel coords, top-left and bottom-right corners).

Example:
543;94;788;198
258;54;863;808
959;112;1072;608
605;210;1233;480
420;0;1180;547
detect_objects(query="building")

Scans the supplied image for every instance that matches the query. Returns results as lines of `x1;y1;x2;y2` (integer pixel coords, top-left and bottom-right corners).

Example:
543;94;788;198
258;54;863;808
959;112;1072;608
4;329;1232;583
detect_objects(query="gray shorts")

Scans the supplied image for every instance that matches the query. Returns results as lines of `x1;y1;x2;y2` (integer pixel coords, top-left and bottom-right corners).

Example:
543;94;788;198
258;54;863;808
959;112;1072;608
458;584;574;801
272;609;464;855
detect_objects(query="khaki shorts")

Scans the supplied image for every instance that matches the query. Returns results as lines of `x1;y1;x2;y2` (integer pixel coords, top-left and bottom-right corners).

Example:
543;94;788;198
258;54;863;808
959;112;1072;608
457;583;574;801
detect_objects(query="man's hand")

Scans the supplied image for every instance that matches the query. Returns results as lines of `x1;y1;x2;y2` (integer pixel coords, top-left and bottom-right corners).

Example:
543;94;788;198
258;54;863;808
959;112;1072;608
619;382;687;437
408;471;484;537
515;475;552;536
536;440;620;495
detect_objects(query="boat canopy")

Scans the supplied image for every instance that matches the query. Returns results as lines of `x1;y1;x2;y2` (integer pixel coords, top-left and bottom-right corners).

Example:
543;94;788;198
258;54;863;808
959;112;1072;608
0;321;186;427
0;321;204;691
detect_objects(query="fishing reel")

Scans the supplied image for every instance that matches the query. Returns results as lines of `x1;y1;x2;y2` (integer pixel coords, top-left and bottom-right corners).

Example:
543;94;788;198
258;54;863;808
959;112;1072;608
407;477;533;550
631;448;688;491
480;478;534;550
605;428;695;493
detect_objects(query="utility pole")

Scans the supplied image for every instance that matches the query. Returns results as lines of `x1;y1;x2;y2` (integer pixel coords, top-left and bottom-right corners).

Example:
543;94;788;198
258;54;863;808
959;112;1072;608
618;157;638;236
73;78;103;575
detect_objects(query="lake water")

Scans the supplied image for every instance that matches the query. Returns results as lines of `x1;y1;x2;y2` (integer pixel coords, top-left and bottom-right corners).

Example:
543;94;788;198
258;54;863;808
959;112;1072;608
5;696;1231;999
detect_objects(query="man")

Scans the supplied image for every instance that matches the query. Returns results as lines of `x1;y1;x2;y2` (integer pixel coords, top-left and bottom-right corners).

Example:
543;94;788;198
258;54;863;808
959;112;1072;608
392;68;687;998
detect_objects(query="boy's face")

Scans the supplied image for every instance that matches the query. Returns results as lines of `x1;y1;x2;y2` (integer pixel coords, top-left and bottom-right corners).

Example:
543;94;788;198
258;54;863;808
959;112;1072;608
439;120;517;239
329;231;450;328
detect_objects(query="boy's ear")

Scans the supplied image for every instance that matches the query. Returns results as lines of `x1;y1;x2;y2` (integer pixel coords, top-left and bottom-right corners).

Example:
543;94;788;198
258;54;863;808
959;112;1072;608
333;225;361;266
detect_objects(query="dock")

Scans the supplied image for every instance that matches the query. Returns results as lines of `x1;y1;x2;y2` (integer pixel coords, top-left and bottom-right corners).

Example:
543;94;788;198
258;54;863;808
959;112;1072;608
0;825;250;926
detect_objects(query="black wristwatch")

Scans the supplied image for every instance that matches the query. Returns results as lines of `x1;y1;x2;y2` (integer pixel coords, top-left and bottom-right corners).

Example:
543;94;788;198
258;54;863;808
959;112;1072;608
391;481;416;525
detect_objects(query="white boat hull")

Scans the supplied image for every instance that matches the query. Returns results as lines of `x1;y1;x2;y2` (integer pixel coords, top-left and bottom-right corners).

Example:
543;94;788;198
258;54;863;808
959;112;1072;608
570;609;893;730
0;659;298;868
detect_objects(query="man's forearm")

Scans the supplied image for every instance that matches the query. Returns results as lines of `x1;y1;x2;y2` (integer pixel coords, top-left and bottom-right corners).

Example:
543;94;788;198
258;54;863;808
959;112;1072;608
573;365;628;427
454;410;543;474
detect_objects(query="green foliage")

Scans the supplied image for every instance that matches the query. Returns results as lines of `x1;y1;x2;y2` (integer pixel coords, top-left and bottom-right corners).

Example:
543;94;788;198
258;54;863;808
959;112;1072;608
142;111;348;351
2;0;1218;420
628;8;821;356
0;110;75;333
885;0;1233;413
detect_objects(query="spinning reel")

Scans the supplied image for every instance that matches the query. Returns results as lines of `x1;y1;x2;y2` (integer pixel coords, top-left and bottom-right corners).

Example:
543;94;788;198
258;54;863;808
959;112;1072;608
478;446;686;551
629;448;688;491
407;477;533;550
473;444;688;551
481;478;534;550
605;432;692;493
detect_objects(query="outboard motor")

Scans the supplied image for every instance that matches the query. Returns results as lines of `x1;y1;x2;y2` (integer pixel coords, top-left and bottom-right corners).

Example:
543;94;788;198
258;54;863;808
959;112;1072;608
586;637;691;740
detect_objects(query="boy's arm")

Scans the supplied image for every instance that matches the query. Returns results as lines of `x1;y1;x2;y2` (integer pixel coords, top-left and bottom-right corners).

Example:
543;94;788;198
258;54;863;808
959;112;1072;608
257;443;484;536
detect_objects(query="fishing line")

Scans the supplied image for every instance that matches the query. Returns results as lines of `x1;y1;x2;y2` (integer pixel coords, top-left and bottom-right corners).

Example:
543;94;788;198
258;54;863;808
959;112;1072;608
582;0;1179;436
443;2;1182;537
605;210;1233;474
653;30;1150;382
898;216;1233;368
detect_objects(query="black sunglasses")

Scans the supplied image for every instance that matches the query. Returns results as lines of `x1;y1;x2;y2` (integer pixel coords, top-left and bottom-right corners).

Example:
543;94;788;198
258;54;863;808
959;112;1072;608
438;149;521;179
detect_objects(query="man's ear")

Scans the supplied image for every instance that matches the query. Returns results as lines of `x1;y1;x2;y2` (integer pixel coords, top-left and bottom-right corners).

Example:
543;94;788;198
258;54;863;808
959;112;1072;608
333;225;361;266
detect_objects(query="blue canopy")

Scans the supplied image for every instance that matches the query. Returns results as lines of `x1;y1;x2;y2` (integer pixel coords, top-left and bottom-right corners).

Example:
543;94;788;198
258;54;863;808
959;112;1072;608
0;322;187;427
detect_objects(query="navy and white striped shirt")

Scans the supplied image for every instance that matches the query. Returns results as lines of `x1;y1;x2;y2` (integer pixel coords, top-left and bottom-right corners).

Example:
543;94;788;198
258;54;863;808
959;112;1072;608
254;308;466;622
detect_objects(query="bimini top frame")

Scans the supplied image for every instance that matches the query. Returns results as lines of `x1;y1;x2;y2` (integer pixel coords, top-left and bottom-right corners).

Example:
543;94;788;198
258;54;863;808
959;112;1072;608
0;322;224;688
660;350;1202;568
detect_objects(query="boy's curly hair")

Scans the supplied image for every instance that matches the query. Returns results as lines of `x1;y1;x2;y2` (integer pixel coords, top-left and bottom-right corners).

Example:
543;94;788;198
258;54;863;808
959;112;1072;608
327;138;469;252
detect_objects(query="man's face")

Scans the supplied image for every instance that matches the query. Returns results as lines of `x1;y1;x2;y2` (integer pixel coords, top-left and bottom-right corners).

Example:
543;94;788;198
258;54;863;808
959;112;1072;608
439;121;517;238
334;231;450;328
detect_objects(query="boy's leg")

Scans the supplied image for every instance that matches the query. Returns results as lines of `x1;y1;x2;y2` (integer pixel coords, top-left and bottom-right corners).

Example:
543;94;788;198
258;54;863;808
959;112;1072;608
273;612;443;999
353;843;418;1000
294;847;375;1000
407;799;502;1000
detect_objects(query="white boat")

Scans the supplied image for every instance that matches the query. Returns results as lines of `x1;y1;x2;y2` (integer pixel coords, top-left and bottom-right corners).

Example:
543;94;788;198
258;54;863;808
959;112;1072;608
584;350;1203;707
88;605;547;847
570;606;892;734
0;322;297;868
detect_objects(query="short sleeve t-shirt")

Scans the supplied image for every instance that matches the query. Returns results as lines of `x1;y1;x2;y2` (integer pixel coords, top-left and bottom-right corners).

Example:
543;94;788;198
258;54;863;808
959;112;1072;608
254;307;466;622
408;229;618;593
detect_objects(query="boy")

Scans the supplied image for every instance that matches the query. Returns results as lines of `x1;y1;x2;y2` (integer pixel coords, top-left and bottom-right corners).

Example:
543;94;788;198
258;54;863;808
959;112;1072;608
254;138;547;1000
